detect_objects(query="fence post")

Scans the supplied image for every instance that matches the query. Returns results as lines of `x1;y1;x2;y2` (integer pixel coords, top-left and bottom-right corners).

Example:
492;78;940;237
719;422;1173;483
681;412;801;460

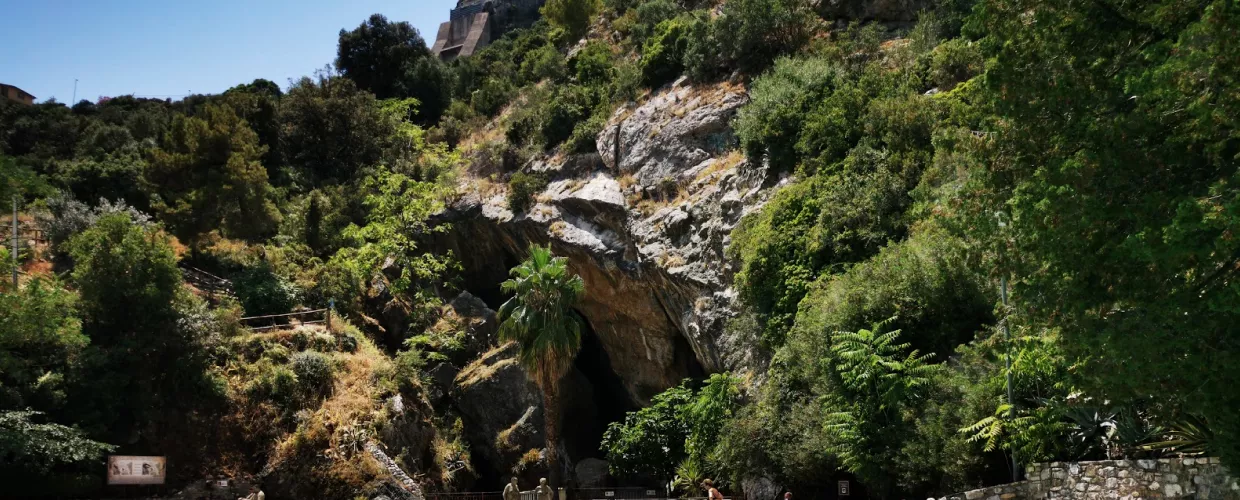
327;299;334;333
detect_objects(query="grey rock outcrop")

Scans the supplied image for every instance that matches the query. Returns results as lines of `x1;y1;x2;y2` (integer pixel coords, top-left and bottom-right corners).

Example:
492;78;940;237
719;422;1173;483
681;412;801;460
436;81;774;409
597;81;747;188
575;458;610;488
453;343;546;475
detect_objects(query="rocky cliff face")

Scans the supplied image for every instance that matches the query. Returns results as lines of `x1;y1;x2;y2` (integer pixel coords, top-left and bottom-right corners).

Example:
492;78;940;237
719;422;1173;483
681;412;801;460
412;79;778;488
436;79;772;400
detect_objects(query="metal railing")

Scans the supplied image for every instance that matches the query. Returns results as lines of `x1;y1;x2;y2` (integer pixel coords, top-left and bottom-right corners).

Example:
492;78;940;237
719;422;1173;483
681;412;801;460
240;308;332;332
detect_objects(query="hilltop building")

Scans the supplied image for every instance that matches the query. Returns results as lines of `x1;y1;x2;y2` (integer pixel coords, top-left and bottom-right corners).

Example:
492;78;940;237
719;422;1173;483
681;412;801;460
431;0;545;60
0;83;35;105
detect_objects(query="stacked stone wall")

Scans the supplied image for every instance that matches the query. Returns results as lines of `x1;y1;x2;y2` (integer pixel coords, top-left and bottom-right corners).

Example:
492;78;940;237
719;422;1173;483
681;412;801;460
938;458;1239;499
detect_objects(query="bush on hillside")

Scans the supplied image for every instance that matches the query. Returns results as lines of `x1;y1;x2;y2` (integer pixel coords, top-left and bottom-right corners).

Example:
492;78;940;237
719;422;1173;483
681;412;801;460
716;0;813;73
507;171;549;214
640;16;691;88
291;351;335;395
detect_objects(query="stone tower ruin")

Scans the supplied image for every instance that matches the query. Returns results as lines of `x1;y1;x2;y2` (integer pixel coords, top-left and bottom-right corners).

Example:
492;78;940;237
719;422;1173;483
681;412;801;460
431;0;546;60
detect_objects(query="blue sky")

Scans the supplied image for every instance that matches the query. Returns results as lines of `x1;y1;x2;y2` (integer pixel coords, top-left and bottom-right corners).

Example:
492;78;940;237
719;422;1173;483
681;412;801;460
0;0;458;103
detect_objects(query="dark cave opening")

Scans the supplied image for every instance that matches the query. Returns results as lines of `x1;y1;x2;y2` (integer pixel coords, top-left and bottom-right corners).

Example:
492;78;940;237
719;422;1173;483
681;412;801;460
562;312;638;466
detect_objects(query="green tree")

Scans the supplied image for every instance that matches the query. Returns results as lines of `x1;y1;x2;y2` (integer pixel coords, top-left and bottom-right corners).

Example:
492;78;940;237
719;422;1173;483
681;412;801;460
279;74;394;185
336;14;453;124
0;410;114;496
222;79;285;178
65;214;223;443
146;102;280;241
0;277;86;412
954;0;1240;468
497;244;586;488
602;382;693;481
343;167;455;324
542;0;602;43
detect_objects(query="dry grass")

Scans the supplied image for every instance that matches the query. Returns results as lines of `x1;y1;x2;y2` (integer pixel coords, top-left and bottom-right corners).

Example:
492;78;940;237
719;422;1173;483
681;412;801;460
549;220;569;238
657;250;687;268
694;150;745;185
455;343;517;389
618;174;638;191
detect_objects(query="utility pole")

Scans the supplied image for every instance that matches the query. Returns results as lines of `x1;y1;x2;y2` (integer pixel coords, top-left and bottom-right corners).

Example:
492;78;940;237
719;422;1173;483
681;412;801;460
996;212;1018;482
72;78;78;105
1001;274;1017;482
11;196;18;288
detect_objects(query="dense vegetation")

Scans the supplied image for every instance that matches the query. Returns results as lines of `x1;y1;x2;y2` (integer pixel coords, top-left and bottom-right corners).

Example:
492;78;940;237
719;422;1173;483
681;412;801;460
1;0;1238;498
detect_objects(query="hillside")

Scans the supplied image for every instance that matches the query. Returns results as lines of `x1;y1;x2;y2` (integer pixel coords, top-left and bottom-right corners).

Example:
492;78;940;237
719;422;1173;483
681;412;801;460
2;0;1240;499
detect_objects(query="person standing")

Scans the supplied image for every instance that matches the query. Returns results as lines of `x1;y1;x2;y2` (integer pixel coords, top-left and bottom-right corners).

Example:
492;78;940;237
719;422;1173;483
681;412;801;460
504;477;521;500
702;479;723;500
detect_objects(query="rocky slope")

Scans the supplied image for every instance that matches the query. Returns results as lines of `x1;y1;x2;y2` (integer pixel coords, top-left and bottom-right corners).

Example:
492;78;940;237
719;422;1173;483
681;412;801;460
410;78;782;487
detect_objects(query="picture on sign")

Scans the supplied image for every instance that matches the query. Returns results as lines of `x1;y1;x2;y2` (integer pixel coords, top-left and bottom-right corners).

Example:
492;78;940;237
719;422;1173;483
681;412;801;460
107;455;167;485
838;480;851;496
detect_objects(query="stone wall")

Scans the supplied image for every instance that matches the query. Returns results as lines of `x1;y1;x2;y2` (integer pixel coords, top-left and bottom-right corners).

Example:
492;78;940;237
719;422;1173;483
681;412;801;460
939;458;1239;500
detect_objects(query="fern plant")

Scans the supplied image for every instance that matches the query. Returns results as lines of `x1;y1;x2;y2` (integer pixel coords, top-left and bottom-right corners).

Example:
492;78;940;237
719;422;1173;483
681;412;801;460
821;317;940;496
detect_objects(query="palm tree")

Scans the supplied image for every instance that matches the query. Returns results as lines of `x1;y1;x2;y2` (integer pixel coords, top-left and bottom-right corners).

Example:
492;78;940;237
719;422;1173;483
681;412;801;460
497;244;586;489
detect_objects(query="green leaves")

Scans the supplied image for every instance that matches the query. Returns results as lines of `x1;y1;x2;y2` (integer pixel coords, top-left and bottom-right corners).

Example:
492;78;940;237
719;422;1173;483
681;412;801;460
819;320;941;496
602;374;740;486
0;410;113;474
497;244;586;387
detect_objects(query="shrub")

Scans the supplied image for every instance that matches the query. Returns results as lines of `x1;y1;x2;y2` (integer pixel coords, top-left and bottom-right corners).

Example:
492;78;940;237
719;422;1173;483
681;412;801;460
541;85;598;148
571;40;616;85
735;56;844;172
566;111;607;154
232;262;301;317
681;13;719;82
541;0;602;42
929;39;983;91
610;60;644;102
508;171;549;213
291;351;335;395
630;0;681;46
472;78;516;117
519;43;569;84
716;0;813;73
640;17;690;88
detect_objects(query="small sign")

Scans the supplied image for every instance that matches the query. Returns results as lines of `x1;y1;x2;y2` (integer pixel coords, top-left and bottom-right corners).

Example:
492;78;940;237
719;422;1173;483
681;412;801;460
108;455;166;485
216;479;230;487
838;480;850;496
605;492;615;497
646;490;658;497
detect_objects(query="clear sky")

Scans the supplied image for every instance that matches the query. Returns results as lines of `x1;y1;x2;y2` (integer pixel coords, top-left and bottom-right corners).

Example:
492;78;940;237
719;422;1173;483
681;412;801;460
0;0;458;103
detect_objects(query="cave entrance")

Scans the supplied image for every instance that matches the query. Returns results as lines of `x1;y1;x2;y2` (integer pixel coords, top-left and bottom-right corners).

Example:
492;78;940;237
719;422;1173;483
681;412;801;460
561;311;637;468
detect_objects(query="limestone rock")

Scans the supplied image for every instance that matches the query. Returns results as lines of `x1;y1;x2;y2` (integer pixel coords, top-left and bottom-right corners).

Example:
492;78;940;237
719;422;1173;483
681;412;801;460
742;476;783;500
598;83;747;189
575;458;610;488
454;343;546;478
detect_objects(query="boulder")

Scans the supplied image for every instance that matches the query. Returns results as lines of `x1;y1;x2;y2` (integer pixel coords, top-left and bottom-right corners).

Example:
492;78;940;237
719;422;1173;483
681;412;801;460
454;343;546;478
742;477;783;500
575;458;610;488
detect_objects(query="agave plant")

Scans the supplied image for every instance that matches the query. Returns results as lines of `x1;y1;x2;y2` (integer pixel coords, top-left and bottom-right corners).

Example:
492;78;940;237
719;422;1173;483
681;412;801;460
671;457;707;498
1139;414;1214;456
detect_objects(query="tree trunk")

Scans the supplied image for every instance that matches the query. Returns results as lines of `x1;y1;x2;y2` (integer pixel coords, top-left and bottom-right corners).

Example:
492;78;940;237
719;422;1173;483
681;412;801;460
543;377;562;491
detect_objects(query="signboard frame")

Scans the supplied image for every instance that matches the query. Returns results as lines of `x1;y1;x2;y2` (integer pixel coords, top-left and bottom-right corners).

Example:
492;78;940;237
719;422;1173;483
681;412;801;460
107;455;167;485
837;480;851;497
